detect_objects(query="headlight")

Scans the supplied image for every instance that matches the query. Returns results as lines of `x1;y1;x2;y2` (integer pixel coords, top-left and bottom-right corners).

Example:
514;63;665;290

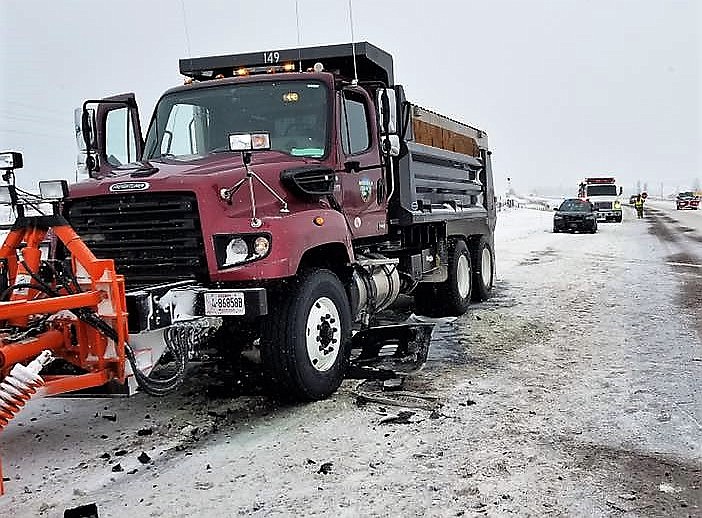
253;236;270;256
39;180;69;201
214;233;272;268
0;151;23;171
613;201;621;209
224;238;248;266
554;214;563;219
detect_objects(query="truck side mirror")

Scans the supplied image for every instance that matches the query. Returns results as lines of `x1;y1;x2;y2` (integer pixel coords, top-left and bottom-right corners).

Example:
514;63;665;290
619;186;623;195
79;107;97;149
376;88;397;136
75;107;96;176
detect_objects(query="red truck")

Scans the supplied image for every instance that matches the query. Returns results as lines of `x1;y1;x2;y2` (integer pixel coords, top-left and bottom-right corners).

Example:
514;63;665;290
63;42;495;401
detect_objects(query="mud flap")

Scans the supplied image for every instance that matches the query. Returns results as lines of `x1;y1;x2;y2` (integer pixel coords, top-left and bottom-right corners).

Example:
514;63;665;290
347;322;434;379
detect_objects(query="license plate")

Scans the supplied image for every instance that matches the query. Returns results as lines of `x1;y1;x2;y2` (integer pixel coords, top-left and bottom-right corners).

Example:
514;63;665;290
204;291;245;316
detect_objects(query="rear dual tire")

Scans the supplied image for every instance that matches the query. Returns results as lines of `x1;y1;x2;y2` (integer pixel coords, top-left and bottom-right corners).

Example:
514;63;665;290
415;237;494;317
471;237;495;302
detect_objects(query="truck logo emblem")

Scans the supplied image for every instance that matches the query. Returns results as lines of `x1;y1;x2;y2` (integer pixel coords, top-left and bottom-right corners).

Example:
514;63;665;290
109;181;150;192
359;177;372;202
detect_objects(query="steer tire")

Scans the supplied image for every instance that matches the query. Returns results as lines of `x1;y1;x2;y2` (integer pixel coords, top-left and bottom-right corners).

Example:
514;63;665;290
471;237;495;302
414;238;472;317
261;269;351;401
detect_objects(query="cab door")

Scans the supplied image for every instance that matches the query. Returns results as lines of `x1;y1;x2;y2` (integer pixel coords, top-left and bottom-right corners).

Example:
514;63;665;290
79;93;143;178
337;88;388;238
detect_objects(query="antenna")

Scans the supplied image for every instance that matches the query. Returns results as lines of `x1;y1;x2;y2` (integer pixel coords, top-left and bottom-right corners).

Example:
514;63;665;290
180;0;193;57
295;0;302;71
348;0;358;84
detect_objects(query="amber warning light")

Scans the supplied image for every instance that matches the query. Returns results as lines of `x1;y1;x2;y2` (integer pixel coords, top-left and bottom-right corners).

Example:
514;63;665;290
234;63;296;77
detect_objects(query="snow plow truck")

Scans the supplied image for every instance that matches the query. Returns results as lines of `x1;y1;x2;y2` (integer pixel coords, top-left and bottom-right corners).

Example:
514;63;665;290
0;42;496;493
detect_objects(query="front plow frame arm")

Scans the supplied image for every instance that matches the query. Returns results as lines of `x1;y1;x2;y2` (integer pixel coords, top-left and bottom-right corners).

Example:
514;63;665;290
0;215;129;495
0;214;129;391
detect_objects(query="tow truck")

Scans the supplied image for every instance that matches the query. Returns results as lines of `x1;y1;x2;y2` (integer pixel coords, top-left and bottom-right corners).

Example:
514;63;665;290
0;42;496;495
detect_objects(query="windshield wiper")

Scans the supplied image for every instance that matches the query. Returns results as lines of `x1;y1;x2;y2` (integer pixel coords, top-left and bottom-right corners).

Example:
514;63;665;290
210;147;235;154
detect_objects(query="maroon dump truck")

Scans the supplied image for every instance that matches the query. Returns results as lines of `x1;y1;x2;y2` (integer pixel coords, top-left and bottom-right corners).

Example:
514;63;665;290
67;42;496;400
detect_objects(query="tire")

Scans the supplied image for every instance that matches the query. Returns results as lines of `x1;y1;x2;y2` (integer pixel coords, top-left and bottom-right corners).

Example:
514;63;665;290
553;227;560;233
414;238;472;317
471;237;494;302
261;269;351;401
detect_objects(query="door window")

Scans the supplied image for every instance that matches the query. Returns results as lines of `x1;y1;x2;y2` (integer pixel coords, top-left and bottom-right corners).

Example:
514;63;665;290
340;92;370;155
105;107;137;166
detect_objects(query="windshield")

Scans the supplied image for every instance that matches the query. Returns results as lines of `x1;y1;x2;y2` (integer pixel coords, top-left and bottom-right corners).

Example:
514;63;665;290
143;80;329;160
559;199;592;212
586;185;617;196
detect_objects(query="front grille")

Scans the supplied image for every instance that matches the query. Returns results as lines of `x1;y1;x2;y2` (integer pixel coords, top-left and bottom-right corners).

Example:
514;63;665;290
66;192;207;288
594;201;612;210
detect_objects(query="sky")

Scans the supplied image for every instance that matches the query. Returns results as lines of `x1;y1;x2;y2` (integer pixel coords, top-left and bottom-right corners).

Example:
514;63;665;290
0;0;699;197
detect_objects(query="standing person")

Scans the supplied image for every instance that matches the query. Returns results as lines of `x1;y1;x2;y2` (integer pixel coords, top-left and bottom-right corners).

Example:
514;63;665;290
634;194;644;219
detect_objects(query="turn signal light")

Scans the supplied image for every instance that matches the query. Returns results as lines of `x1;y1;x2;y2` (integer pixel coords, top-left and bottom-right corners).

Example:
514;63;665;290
313;216;325;226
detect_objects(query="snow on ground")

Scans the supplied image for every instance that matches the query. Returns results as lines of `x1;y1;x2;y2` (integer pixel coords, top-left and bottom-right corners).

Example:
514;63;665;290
1;206;701;517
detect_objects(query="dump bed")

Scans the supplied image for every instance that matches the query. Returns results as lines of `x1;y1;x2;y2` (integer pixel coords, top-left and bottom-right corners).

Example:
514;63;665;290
393;104;493;225
410;104;488;157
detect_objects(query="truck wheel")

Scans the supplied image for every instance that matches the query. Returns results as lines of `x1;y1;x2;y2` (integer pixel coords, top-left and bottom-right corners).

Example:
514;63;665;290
471;237;494;301
414;238;472;317
261;269;351;401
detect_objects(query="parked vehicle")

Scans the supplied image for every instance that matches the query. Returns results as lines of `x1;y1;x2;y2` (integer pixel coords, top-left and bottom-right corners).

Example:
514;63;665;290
62;42;496;401
553;198;598;233
676;192;699;210
577;177;622;222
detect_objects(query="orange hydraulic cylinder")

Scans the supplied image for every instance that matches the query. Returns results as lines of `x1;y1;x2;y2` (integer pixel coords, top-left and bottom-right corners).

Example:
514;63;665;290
0;329;64;369
0;291;102;320
40;371;112;397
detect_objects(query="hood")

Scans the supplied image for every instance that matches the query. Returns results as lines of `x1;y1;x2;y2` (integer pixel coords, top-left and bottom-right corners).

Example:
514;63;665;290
69;151;317;198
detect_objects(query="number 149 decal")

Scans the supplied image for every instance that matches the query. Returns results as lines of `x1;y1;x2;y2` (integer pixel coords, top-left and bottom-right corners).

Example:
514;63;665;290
263;51;280;64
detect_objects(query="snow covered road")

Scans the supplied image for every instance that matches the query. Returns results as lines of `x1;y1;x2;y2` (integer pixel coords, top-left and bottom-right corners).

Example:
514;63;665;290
2;206;700;517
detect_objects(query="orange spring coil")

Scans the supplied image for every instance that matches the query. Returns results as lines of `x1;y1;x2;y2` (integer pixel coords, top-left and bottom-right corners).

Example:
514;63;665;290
0;351;53;430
